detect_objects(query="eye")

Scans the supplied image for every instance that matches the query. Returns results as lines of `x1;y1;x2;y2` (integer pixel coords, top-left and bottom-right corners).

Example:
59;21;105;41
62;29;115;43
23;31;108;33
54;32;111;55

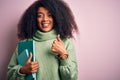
37;13;43;18
48;13;52;17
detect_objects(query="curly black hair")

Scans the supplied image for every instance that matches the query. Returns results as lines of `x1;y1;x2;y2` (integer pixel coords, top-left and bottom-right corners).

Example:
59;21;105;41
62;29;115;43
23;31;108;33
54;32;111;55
18;0;79;40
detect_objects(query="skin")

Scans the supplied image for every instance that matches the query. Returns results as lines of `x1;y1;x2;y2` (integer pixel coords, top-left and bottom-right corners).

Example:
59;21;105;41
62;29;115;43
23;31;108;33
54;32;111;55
20;7;68;74
20;53;39;74
51;34;68;57
37;7;54;32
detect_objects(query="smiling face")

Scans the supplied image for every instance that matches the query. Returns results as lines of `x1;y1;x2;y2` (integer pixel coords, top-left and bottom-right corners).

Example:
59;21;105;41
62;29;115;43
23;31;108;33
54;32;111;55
37;7;54;32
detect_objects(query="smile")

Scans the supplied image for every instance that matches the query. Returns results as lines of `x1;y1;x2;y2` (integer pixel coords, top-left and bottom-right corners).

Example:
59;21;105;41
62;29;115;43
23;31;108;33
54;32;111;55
42;23;50;27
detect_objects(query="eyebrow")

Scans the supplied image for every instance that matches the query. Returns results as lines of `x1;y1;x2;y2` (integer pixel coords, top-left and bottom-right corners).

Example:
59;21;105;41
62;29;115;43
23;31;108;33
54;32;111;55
37;12;42;14
37;11;51;14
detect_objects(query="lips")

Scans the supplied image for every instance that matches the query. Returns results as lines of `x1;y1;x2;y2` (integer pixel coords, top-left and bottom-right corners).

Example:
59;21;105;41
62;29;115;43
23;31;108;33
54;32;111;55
42;23;49;27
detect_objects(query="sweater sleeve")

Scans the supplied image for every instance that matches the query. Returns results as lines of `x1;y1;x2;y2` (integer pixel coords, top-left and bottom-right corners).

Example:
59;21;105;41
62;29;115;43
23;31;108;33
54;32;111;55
7;47;26;80
59;38;78;80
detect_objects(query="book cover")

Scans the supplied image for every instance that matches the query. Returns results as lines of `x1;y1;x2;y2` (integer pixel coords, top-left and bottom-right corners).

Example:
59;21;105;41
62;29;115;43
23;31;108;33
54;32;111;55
18;40;36;80
17;49;29;66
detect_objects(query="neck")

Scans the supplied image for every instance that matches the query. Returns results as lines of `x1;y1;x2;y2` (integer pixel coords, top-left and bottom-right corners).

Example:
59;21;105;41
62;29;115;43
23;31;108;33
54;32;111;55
33;29;57;42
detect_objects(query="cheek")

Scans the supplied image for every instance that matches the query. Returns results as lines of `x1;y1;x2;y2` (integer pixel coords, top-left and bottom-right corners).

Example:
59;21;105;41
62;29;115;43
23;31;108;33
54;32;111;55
37;19;42;29
37;19;42;26
37;18;41;23
51;19;54;25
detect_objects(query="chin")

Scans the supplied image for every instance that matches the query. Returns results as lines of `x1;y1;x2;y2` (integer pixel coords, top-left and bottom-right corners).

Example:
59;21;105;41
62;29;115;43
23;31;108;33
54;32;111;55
42;29;52;32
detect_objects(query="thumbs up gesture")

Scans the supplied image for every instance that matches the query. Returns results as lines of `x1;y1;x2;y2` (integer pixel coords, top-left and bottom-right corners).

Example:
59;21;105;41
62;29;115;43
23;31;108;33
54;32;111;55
52;34;67;56
20;53;39;74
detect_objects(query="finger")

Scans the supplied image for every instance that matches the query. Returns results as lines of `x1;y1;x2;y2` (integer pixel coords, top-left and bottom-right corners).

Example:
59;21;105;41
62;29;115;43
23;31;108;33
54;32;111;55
30;69;38;73
57;34;62;42
53;40;56;44
51;48;55;52
30;64;39;70
27;53;32;62
29;64;39;73
31;65;39;70
30;61;39;65
51;45;55;50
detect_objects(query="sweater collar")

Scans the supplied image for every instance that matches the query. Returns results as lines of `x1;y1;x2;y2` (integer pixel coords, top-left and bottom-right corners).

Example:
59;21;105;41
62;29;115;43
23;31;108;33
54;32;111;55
33;29;57;42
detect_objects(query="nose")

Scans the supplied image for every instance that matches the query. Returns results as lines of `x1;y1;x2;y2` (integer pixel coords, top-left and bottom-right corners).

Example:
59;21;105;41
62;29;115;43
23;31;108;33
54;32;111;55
43;15;48;21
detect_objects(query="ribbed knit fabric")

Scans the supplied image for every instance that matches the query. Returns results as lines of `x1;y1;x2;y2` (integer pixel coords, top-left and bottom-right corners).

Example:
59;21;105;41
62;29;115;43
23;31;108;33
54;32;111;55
33;29;57;42
7;29;78;80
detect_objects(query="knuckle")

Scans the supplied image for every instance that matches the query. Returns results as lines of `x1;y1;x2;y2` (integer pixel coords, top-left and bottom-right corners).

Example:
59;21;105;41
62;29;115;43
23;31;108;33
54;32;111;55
30;62;33;65
30;70;33;73
29;67;32;70
52;48;54;51
54;40;57;43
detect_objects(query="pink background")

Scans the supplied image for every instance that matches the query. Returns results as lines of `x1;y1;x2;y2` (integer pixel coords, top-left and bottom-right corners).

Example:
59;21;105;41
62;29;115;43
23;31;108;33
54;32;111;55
0;0;120;80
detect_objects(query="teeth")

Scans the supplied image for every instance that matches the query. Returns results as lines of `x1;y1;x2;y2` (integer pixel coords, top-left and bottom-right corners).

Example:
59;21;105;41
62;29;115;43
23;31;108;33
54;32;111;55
43;23;49;27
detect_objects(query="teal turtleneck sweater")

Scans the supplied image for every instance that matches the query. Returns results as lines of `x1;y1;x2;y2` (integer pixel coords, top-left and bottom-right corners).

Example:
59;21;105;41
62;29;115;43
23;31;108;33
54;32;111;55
7;30;78;80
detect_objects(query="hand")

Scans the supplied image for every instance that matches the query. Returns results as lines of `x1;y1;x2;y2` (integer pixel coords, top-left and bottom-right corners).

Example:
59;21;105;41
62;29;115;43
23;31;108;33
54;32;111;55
20;53;39;74
51;34;67;55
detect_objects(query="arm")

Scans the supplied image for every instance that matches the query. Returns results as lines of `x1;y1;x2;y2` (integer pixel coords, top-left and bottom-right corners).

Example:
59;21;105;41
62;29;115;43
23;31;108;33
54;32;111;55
52;36;78;80
59;38;78;80
7;47;25;80
7;47;39;80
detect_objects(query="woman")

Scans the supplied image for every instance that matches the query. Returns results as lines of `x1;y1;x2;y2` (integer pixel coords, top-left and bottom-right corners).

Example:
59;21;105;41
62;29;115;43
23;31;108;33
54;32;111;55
7;0;78;80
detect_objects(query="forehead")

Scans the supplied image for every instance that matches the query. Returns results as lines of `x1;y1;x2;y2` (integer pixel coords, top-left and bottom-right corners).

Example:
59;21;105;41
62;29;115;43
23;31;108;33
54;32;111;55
37;7;49;13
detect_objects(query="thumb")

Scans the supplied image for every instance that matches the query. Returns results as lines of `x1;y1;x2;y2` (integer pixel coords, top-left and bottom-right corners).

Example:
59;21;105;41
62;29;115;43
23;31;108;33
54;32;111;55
57;34;61;42
27;52;32;62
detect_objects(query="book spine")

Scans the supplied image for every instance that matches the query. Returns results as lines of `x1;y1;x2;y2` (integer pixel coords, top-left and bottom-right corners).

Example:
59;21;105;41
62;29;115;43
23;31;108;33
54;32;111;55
33;40;35;62
32;40;36;80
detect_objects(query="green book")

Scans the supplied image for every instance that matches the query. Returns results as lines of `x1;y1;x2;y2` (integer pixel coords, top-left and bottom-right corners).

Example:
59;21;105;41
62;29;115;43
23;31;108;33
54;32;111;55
17;49;29;66
18;40;36;80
